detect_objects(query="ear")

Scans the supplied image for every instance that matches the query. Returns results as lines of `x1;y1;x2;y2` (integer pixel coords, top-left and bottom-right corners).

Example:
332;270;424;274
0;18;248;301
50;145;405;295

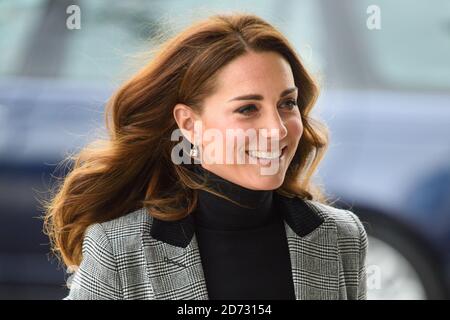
172;103;199;144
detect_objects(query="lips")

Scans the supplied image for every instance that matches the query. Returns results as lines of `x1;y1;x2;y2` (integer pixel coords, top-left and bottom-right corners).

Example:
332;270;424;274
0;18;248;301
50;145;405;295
246;145;287;160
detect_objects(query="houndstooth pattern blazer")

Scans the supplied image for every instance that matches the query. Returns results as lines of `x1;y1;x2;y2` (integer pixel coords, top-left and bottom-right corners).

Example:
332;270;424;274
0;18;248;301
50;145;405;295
63;192;368;300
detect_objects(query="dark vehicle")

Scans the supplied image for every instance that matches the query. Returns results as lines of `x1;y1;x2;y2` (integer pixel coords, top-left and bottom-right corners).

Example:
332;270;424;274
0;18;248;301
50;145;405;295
0;0;449;299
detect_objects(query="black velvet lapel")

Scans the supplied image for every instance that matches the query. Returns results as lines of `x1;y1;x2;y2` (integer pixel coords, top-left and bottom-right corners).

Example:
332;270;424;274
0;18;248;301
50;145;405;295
275;193;325;236
150;192;325;248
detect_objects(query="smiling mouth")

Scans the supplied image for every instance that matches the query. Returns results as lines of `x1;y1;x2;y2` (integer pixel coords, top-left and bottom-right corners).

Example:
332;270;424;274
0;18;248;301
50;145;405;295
245;146;287;160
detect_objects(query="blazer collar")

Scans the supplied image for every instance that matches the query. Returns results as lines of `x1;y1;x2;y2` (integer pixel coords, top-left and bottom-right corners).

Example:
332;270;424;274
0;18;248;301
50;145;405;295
150;192;325;248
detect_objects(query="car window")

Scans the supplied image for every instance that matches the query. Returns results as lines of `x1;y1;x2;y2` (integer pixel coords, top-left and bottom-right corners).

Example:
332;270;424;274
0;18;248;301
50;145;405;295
1;0;325;83
351;0;450;90
0;0;47;77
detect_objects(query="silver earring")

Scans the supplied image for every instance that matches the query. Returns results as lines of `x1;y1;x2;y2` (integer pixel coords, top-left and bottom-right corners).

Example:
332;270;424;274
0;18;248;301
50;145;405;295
189;144;199;158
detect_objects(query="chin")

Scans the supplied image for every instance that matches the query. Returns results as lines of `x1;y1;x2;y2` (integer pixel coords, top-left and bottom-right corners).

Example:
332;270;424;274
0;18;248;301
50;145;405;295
247;173;285;190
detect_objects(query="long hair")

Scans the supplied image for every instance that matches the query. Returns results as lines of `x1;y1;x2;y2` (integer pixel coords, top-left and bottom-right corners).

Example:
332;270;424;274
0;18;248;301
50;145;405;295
43;13;330;268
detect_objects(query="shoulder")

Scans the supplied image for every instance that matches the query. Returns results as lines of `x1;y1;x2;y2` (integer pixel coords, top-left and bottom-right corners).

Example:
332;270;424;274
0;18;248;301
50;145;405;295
89;207;154;239
82;207;154;259
67;208;154;300
303;199;368;243
302;199;369;299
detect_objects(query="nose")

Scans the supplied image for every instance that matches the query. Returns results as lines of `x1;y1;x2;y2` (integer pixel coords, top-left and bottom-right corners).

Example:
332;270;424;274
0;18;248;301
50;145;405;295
259;109;288;141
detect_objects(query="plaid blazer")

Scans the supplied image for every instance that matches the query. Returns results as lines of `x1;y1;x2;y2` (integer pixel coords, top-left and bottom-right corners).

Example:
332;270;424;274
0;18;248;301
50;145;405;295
63;193;368;300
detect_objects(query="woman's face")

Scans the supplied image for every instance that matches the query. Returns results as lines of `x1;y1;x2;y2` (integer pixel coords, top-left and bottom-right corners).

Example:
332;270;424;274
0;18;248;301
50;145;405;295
176;51;303;190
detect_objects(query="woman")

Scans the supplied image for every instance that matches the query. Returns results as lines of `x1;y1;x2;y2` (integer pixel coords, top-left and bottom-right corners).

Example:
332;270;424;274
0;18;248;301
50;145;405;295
44;13;368;300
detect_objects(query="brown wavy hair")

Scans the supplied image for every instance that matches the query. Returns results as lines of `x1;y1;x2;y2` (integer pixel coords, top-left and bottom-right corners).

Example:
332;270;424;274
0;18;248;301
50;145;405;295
43;13;330;268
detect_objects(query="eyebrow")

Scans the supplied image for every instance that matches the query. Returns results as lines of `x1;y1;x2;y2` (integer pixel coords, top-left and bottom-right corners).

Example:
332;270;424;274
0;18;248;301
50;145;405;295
227;87;298;102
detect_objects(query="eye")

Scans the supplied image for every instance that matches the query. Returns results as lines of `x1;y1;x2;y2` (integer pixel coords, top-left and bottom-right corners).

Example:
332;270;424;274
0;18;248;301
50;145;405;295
279;99;298;110
235;104;258;116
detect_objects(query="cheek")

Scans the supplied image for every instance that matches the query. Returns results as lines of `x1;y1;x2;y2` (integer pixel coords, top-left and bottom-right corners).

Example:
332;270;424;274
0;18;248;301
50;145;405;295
199;115;241;161
201;108;239;132
286;116;303;144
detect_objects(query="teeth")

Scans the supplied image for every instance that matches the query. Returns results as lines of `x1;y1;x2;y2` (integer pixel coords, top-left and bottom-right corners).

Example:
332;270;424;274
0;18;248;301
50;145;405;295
247;149;282;159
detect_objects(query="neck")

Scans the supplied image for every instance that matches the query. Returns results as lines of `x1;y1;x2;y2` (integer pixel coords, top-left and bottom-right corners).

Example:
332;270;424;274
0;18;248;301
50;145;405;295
189;165;276;230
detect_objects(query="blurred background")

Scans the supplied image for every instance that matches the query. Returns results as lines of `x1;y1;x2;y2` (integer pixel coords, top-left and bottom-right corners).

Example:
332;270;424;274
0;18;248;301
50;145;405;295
0;0;449;299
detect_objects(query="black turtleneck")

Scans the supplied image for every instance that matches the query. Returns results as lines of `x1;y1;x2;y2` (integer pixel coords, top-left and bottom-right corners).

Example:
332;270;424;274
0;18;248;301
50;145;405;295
189;164;296;300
